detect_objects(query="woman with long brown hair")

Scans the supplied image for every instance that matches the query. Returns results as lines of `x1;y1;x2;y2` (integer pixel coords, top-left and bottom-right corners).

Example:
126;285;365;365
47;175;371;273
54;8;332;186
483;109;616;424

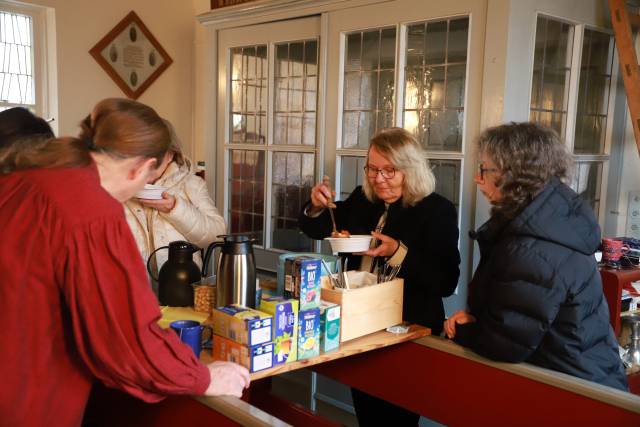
0;98;249;426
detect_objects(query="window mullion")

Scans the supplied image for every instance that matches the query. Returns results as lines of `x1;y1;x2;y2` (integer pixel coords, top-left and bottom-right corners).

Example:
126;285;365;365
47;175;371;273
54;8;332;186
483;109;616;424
265;42;276;249
395;23;406;127
565;24;584;154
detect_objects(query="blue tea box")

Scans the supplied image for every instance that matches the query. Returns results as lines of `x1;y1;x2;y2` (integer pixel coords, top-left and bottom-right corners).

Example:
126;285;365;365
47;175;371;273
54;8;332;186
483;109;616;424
319;300;341;352
285;256;321;311
212;304;272;347
297;308;320;360
259;297;299;365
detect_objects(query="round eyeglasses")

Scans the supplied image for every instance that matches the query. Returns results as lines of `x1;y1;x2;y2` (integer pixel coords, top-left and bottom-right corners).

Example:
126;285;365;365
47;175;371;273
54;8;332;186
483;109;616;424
364;165;396;179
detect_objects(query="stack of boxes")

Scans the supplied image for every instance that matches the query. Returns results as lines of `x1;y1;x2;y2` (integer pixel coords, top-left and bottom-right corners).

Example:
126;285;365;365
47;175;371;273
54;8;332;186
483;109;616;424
211;255;343;373
211;305;274;373
285;256;321;360
283;255;342;359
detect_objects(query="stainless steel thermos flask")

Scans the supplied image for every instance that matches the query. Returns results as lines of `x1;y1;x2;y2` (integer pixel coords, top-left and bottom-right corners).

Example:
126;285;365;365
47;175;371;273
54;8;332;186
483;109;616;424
203;234;257;308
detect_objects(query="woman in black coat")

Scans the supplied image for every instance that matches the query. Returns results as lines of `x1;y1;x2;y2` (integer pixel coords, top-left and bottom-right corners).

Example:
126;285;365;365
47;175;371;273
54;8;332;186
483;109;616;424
444;122;627;391
299;127;460;425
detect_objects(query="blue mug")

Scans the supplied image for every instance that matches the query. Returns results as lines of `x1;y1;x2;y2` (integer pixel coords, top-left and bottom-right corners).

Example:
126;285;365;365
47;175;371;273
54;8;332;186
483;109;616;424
170;320;208;358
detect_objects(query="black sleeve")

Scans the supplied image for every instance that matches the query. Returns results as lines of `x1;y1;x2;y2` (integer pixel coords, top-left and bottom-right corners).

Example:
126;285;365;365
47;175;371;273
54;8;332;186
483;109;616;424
454;246;564;363
402;198;460;298
298;201;333;240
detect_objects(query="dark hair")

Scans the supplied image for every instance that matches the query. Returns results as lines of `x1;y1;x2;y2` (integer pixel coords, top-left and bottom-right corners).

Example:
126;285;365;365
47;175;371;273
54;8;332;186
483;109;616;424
162;119;185;166
478;122;572;220
0;107;54;147
0;136;88;174
0;98;169;174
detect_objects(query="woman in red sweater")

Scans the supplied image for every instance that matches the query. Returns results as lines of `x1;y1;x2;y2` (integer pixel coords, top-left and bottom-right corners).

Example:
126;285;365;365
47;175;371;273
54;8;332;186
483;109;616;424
0;98;249;426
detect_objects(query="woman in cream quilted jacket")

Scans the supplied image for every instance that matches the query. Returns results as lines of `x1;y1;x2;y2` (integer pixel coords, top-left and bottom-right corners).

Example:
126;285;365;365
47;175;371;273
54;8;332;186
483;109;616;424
125;121;226;294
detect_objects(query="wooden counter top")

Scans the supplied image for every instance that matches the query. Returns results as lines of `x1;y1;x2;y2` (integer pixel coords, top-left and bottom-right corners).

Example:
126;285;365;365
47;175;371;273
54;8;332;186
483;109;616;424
159;306;429;380
201;324;430;380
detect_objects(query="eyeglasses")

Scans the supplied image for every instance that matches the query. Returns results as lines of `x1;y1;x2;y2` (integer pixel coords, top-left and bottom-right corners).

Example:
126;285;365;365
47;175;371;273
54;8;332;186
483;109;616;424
364;165;396;179
477;163;498;179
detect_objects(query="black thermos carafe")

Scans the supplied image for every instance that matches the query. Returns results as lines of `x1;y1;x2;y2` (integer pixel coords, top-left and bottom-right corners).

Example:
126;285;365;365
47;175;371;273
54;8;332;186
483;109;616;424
147;240;200;306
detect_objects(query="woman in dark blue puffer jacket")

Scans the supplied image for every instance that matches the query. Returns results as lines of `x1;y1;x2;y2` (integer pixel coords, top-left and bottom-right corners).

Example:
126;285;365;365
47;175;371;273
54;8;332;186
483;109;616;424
444;122;628;391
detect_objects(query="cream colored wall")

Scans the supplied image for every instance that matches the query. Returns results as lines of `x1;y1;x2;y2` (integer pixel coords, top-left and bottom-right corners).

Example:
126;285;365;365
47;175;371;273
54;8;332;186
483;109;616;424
616;91;640;237
20;0;198;159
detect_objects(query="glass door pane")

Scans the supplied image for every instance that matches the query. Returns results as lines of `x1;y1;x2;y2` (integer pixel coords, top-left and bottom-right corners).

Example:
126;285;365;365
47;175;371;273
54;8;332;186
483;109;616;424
574;29;613;154
231;46;267;144
228;149;265;244
342;27;396;149
404;17;468;152
271;152;314;251
274;40;318;146
530;16;574;138
219;17;320;258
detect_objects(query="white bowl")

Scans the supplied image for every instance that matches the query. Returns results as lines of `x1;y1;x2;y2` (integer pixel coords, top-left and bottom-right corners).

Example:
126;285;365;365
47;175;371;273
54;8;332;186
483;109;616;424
135;184;167;200
324;235;373;253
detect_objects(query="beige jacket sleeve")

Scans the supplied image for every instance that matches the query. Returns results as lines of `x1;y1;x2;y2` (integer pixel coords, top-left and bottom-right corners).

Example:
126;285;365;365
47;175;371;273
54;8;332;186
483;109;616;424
159;175;226;249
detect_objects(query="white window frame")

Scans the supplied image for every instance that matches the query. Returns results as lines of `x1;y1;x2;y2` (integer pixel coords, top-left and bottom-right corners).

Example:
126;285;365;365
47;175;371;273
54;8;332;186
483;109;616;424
0;0;57;133
529;13;617;224
216;17;322;270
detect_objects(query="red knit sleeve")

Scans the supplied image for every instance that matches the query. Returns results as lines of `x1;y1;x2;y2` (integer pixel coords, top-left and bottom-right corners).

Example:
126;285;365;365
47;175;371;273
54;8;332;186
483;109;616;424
58;216;210;402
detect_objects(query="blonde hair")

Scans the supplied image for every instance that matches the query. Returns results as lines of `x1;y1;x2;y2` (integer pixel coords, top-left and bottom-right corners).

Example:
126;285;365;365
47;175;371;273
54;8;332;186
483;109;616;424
362;127;436;206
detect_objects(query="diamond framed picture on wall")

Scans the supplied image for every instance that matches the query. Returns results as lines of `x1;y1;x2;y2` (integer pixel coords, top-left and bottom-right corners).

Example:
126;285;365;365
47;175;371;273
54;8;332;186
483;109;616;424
89;11;172;99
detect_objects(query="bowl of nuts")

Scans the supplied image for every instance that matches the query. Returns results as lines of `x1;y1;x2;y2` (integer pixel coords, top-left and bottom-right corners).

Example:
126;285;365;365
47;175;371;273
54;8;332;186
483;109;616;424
192;276;216;313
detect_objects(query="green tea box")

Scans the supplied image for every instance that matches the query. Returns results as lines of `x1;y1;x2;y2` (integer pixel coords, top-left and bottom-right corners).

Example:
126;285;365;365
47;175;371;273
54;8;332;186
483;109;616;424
259;296;299;365
297;307;320;360
319;300;341;352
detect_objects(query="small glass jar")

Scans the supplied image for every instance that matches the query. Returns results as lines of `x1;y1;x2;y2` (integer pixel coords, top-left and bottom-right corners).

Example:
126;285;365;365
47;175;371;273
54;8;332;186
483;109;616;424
193;277;216;313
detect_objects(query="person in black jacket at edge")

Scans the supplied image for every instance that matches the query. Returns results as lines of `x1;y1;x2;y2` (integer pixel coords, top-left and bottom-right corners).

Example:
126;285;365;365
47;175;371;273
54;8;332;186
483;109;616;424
444;122;628;391
299;127;461;425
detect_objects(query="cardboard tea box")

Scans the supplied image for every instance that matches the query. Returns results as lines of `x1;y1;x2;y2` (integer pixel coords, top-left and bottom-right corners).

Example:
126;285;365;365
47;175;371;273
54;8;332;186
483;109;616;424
297;307;320;360
212;334;274;373
284;256;321;311
212;304;272;347
319;300;341;352
259;296;299;365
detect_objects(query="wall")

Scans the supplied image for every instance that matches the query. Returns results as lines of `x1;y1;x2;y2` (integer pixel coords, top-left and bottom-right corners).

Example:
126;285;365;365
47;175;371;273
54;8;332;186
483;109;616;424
17;0;198;159
610;31;640;238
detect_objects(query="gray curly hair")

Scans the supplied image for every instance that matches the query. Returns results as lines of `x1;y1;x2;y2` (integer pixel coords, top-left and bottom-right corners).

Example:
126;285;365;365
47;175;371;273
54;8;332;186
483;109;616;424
362;127;436;206
478;122;573;220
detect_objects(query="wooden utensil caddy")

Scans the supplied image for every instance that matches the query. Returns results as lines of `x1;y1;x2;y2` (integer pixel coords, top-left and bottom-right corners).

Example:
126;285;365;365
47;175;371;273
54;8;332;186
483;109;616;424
320;276;403;342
